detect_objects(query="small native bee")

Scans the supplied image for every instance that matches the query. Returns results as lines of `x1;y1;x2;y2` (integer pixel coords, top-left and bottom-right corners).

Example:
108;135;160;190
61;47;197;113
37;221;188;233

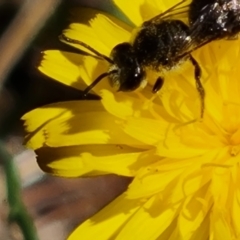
60;0;206;116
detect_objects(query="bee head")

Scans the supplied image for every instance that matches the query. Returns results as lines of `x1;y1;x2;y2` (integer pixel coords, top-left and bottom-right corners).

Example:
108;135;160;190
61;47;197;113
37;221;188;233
109;43;146;92
59;35;146;96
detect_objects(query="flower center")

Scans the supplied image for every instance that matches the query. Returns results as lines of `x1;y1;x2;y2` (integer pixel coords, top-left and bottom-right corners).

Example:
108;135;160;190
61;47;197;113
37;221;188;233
221;103;240;156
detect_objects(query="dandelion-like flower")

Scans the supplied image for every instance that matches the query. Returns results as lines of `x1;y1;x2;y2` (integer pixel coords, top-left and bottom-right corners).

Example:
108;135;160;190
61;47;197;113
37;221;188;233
22;0;240;239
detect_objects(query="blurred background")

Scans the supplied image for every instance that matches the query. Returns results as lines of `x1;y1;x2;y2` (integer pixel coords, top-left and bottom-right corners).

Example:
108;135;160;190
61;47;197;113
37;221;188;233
0;0;131;239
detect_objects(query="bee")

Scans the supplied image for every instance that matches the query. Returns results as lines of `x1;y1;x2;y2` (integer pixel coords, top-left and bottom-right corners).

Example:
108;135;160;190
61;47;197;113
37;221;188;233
60;0;205;116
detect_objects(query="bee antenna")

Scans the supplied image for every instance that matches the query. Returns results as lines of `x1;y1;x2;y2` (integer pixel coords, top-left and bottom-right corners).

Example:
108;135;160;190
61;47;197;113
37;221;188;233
82;70;118;97
59;34;113;64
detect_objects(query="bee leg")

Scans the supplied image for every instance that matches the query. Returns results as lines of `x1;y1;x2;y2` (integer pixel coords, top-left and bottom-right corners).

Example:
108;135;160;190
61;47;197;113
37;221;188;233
189;55;205;118
152;76;164;93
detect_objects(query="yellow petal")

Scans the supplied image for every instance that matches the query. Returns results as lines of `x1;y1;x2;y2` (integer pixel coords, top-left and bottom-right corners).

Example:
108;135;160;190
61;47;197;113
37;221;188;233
232;191;240;237
211;209;233;240
78;57;111;95
127;149;223;199
113;0;176;26
22;100;104;149
68;194;142;240
37;146;157;177
100;90;160;119
175;184;211;240
101;90;135;119
124;117;210;157
22;100;104;131
124;117;170;145
113;0;146;26
116;195;180;240
36;146;100;177
38;50;86;90
127;165;182;198
43;111;144;148
62;13;131;56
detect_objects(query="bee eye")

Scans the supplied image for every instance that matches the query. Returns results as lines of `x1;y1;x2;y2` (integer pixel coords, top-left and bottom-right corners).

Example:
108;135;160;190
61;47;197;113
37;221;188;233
109;63;146;92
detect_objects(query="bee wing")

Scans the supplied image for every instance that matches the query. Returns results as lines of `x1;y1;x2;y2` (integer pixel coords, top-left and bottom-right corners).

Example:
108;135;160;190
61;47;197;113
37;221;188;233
180;10;216;56
176;27;213;60
145;0;192;24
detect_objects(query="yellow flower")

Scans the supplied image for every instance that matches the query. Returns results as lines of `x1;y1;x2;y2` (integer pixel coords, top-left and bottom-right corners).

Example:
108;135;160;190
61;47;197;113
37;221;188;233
22;0;240;239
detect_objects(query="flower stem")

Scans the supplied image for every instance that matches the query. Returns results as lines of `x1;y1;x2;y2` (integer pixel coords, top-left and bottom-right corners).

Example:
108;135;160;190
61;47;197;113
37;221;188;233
0;143;38;240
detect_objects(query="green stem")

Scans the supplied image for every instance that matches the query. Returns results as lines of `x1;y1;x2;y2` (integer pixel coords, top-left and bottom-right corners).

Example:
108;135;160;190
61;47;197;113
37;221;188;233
0;143;39;240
